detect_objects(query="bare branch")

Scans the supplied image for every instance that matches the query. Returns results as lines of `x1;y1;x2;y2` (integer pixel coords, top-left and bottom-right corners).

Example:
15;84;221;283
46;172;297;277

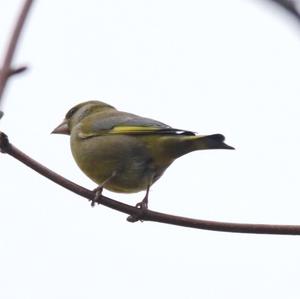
1;132;300;235
2;0;300;236
7;65;28;76
264;0;300;21
0;0;34;117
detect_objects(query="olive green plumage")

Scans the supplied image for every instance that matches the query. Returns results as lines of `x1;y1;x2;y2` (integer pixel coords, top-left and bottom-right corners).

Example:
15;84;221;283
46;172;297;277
52;100;233;195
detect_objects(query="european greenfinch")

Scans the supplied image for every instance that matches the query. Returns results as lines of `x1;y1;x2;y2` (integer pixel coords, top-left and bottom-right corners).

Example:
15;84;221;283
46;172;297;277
52;101;234;209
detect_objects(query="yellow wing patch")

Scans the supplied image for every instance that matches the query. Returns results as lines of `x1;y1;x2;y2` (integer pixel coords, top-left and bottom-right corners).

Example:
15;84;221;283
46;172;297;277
78;125;162;139
110;126;161;134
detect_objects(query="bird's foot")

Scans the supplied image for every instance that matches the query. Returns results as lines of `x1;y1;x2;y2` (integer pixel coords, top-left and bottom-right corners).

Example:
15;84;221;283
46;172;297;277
91;186;103;207
135;199;148;210
127;198;149;223
90;172;117;207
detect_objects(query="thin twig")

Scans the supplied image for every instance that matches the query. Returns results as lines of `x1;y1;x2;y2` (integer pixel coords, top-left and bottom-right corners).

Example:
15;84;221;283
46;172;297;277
0;0;34;116
7;66;28;76
1;132;300;235
264;0;300;21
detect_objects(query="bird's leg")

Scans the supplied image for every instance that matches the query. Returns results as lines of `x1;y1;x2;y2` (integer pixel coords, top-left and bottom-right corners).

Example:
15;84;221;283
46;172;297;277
91;171;117;207
135;185;150;210
91;185;104;207
127;186;151;223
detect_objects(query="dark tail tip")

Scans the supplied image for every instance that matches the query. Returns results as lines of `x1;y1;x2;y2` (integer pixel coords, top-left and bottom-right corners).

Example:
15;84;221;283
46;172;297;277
209;134;225;142
222;143;235;150
205;134;235;150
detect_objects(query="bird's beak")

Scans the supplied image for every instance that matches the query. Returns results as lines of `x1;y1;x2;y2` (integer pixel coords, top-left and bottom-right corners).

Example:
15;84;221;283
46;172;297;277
51;119;70;135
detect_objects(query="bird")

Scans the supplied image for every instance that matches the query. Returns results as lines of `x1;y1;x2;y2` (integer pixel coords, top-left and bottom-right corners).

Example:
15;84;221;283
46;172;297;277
52;100;234;211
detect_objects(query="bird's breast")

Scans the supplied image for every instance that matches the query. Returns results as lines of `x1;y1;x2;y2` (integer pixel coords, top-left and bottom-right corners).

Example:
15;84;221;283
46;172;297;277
70;133;168;193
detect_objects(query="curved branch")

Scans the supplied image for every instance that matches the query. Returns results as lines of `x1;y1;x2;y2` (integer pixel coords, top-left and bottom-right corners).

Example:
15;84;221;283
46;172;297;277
269;0;300;18
1;0;300;236
0;0;34;116
1;132;300;235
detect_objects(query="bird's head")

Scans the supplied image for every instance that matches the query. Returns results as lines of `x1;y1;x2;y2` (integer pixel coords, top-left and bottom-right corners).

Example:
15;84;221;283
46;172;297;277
51;100;115;135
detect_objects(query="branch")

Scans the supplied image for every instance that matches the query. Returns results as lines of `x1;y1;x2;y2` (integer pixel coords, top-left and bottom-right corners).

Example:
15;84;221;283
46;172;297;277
263;0;300;21
1;0;300;236
1;132;300;235
0;0;34;117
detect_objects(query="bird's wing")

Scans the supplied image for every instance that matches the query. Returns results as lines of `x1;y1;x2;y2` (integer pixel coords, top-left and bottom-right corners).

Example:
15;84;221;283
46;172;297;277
78;111;195;138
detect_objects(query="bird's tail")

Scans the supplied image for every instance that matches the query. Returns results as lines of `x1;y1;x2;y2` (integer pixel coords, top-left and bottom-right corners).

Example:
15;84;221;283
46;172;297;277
193;134;235;150
166;133;234;159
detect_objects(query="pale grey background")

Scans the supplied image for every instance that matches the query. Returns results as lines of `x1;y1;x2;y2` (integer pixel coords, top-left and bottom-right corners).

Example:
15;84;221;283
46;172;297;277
1;0;300;298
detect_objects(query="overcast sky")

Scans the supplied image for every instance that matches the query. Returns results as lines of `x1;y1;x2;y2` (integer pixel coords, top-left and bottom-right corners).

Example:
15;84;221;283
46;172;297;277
1;0;300;298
